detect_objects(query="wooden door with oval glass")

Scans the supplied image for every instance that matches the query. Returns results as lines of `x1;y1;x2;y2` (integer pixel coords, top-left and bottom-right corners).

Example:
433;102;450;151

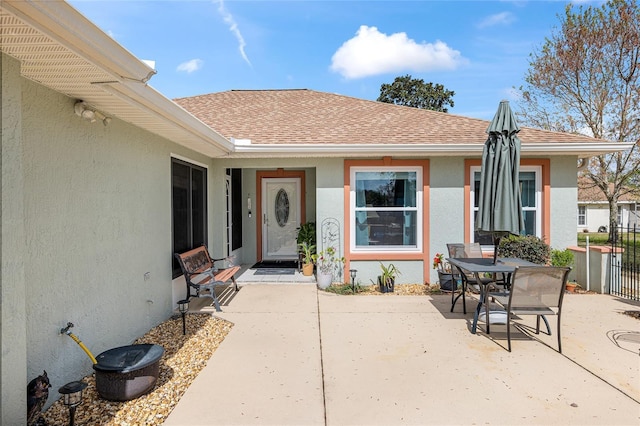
261;177;301;260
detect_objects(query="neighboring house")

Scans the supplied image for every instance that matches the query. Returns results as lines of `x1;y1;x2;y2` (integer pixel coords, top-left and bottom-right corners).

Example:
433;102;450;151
577;180;640;233
0;2;634;423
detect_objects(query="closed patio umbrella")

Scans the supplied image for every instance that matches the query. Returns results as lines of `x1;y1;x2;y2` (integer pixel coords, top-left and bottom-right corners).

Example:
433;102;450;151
476;100;524;263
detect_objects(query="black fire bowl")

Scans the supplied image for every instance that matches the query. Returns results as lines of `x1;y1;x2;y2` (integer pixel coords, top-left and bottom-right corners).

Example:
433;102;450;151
93;344;164;401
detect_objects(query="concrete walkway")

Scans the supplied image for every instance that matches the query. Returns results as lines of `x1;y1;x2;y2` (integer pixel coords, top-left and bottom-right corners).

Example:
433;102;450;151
165;285;639;425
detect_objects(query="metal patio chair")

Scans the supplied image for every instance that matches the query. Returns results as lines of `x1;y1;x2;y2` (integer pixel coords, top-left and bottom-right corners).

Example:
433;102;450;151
489;266;571;352
447;243;497;313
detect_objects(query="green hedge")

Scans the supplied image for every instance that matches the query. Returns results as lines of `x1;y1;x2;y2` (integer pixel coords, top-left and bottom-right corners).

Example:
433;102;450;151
498;235;550;265
550;248;574;267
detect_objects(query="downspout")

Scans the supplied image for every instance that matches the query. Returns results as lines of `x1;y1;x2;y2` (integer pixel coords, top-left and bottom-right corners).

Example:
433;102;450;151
577;157;590;171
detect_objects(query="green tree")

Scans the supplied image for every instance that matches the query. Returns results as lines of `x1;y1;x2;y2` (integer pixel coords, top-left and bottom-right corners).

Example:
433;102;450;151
377;74;455;112
517;0;640;241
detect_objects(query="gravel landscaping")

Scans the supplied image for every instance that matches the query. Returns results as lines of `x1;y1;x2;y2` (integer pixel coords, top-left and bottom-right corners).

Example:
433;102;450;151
41;314;232;426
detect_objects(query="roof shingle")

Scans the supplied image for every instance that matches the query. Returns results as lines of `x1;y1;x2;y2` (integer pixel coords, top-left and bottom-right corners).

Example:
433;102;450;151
175;89;608;146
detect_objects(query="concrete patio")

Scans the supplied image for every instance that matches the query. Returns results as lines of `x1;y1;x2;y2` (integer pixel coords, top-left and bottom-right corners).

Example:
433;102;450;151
165;284;639;425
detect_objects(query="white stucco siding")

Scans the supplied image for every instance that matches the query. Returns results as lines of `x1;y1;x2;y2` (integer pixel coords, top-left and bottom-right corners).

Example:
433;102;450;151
17;72;211;409
584;205;610;232
549;156;578;250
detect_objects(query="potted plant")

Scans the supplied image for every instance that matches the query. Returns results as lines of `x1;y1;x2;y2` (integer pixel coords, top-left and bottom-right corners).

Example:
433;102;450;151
312;246;345;289
296;222;316;269
298;241;316;276
433;253;454;291
378;262;400;293
565;281;580;293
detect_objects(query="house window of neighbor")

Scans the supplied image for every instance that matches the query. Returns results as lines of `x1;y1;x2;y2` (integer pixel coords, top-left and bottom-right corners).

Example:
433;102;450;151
471;166;541;245
351;167;421;251
578;206;586;226
172;158;207;278
617;206;623;226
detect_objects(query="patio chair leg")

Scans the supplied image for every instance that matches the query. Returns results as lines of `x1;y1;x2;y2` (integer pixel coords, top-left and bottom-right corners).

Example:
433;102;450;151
462;282;467;314
538;315;551;335
557;312;562;353
506;319;512;352
472;298;484;334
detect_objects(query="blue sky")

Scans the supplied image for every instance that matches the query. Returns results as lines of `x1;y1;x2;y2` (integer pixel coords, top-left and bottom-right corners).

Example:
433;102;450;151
68;1;591;120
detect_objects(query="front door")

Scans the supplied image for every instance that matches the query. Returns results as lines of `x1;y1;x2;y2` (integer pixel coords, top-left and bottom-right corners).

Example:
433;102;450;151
261;177;301;260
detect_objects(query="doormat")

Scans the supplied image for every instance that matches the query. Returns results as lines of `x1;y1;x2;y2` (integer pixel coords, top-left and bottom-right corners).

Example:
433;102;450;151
251;260;298;269
254;268;296;275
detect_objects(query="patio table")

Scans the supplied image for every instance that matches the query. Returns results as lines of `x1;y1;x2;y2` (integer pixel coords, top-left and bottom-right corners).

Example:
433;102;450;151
447;257;538;334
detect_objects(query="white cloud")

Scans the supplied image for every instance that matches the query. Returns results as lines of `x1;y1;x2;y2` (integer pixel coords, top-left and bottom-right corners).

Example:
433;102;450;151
477;12;516;29
214;0;251;66
330;25;466;79
177;59;204;73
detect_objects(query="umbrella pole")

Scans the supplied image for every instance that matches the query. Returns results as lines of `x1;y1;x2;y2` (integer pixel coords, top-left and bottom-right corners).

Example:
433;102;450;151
493;237;500;264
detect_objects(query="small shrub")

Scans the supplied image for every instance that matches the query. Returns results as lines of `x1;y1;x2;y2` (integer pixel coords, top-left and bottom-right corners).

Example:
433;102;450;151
551;248;574;267
323;283;367;295
498;235;550;265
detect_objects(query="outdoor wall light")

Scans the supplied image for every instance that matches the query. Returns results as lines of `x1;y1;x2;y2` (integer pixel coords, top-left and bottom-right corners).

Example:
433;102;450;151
74;101;111;126
58;380;87;426
178;299;190;335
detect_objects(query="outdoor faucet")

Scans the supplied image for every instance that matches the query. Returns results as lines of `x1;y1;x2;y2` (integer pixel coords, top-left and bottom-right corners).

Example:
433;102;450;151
60;322;74;335
59;322;97;364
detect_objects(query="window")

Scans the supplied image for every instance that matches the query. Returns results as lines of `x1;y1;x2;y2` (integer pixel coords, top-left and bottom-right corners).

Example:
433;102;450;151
617;206;622;226
470;166;541;245
578;206;586;226
351;167;421;251
227;168;243;251
172;158;207;278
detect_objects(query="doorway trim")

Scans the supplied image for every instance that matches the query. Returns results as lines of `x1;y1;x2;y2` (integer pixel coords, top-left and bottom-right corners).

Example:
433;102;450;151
256;169;306;261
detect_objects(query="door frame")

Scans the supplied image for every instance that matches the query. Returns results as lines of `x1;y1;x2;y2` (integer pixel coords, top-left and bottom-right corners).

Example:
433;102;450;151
256;169;306;261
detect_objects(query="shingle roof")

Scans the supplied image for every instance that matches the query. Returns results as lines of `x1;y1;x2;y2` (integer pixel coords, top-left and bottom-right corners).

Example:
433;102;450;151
175;89;606;146
578;178;640;203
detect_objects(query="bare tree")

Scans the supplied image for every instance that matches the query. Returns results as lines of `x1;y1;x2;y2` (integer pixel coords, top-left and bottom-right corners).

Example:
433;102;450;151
517;0;640;241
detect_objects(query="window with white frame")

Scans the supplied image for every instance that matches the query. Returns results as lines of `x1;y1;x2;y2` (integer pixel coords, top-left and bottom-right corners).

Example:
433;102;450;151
351;167;421;252
470;166;541;245
617;205;622;226
577;205;586;226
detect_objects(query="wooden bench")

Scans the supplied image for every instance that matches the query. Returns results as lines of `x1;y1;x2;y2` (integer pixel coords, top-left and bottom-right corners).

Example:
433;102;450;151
174;245;240;312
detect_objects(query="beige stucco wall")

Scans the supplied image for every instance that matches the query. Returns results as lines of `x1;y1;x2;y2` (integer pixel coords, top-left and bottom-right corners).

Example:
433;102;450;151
1;54;216;419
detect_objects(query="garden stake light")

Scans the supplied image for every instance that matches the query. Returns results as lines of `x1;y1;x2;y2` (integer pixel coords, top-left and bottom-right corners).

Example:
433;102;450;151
58;380;87;426
350;269;357;291
178;299;190;335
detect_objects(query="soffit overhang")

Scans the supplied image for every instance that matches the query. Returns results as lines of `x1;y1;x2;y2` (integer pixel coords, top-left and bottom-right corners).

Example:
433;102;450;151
0;0;232;157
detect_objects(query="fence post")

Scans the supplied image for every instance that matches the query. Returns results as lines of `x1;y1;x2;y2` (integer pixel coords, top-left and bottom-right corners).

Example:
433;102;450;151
586;236;590;291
